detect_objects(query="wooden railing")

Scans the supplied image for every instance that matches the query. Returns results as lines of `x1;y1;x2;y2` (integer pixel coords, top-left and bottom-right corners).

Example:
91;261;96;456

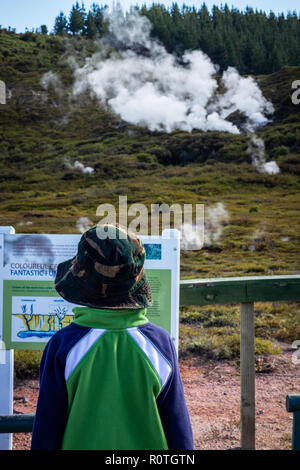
180;274;300;450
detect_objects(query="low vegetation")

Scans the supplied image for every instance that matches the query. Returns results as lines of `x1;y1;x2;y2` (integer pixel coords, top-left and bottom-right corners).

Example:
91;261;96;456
179;302;300;361
0;30;299;373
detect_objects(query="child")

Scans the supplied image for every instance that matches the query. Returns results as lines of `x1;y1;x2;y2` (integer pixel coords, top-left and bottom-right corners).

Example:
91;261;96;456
31;224;194;450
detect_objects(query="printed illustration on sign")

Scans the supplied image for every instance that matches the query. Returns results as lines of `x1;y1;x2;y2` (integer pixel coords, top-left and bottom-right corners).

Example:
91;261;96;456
12;296;73;339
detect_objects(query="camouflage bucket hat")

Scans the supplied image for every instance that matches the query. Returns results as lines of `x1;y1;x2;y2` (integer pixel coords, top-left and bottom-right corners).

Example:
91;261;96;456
54;224;152;310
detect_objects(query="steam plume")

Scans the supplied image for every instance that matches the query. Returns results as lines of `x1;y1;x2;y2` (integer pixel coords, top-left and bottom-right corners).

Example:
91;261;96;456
204;202;229;245
73;8;274;135
247;135;280;175
76;217;93;233
180;202;229;250
40;71;64;99
64;157;95;174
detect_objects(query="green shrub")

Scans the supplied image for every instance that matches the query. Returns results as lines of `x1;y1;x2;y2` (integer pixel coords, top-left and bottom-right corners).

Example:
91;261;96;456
136;152;155;163
272;145;290;158
254;302;300;342
180;302;297;361
186;334;237;360
244;264;266;273
254;337;281;355
14;350;42;379
180;305;239;328
185;334;281;360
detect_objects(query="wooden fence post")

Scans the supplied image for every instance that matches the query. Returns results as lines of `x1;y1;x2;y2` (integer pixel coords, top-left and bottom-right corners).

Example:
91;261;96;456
240;302;255;450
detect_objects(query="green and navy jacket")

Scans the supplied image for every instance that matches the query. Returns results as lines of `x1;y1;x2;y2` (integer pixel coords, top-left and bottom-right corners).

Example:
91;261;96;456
31;307;194;450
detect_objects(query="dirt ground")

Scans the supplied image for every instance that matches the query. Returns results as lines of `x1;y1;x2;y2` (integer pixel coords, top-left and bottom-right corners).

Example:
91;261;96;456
12;345;300;450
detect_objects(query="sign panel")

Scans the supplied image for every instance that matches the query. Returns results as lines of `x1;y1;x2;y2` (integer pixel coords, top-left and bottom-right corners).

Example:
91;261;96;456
0;231;180;351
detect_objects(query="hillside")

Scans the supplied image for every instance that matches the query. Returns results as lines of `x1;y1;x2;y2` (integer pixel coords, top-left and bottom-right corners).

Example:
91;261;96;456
0;30;300;279
1;28;299;445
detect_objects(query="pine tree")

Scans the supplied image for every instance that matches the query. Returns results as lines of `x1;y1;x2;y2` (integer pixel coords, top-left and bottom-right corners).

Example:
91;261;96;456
69;2;85;36
212;32;229;71
143;4;172;51
198;3;211;26
170;3;184;52
268;42;287;72
91;3;109;36
181;7;199;50
224;39;239;69
242;37;255;74
84;11;97;38
54;12;68;36
251;41;267;74
40;25;48;35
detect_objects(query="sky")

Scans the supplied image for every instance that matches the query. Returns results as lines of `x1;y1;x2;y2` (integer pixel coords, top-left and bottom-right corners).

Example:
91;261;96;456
0;0;299;33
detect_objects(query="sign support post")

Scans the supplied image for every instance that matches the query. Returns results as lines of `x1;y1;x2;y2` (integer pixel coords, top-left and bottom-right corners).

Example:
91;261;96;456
0;226;15;450
0;349;14;450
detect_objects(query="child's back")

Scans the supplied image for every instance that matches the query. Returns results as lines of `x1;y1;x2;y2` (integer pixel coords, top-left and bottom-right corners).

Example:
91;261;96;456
31;225;194;450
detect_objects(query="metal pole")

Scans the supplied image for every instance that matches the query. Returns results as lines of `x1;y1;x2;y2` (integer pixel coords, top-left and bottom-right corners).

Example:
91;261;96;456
286;395;300;450
240;302;255;450
0;414;34;434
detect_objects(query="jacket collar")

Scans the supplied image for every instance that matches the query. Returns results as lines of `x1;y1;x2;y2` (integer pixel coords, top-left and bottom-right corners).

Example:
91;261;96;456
72;306;148;330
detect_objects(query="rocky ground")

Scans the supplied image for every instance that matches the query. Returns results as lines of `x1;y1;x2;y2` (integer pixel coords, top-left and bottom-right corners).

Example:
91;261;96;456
12;346;300;450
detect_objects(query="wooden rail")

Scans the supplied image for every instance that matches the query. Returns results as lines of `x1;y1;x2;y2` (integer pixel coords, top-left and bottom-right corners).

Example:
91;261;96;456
180;274;300;306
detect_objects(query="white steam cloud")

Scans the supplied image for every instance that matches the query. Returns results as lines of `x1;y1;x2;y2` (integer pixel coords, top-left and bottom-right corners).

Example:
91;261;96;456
40;71;64;98
72;9;274;135
180;202;229;250
248;227;266;252
179;223;203;251
204;202;229;245
64;158;95;174
247;135;280;175
17;221;33;227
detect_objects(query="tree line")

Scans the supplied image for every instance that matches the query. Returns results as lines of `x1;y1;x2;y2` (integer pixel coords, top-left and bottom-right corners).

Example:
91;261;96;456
3;2;300;75
54;2;109;38
52;2;300;74
141;3;300;74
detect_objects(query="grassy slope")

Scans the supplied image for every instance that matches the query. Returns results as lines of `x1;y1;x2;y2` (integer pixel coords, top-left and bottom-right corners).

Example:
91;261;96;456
1;31;299;364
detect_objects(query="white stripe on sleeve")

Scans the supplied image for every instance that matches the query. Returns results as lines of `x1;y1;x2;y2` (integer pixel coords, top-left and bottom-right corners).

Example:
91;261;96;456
65;329;106;382
126;327;172;391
